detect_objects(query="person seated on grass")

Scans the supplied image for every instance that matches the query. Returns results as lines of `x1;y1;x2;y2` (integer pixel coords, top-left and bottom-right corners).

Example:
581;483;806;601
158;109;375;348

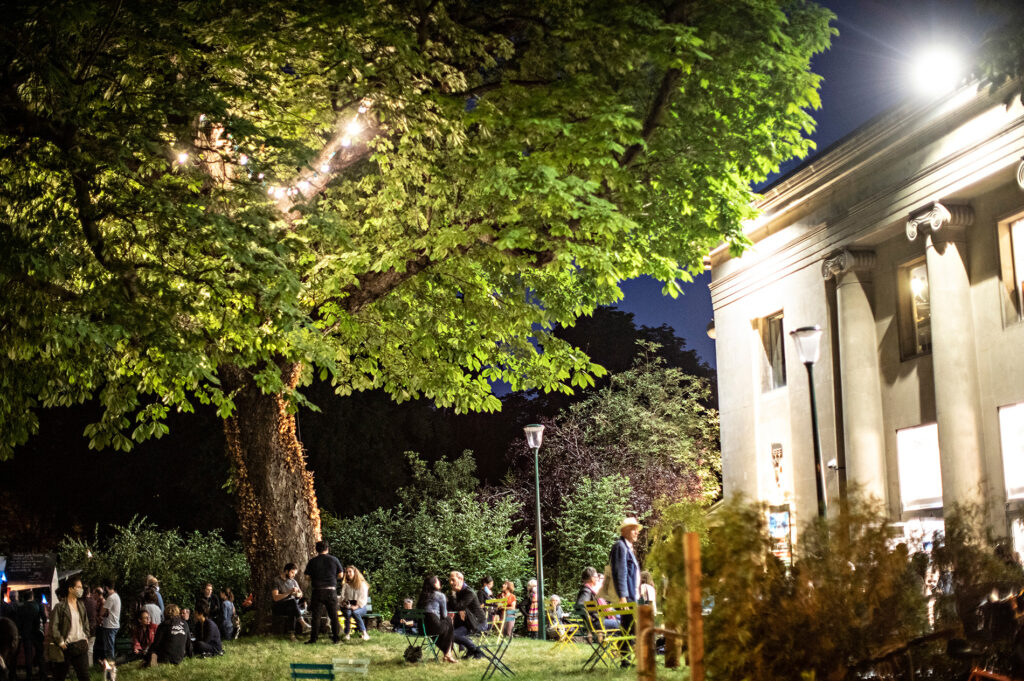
389;599;416;635
339;566;370;641
417;575;456;664
192;605;223;657
150;604;191;666
131;609;158;661
575;567;618;635
500;581;517;638
447;571;485;660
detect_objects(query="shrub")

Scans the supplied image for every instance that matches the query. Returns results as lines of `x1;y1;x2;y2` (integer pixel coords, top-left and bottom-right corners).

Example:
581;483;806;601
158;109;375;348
58;516;248;628
550;474;631;597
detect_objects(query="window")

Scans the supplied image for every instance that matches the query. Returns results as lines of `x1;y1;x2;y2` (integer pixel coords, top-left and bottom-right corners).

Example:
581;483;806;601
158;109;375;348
898;258;931;359
998;215;1024;323
999;401;1024;500
759;312;786;391
896;423;943;512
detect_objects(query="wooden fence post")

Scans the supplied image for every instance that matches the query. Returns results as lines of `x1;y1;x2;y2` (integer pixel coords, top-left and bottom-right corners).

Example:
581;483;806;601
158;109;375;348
684;531;704;681
636;603;656;681
664;529;685;669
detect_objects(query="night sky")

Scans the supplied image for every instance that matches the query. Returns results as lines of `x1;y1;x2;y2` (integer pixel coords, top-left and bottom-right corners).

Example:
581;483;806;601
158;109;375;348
612;0;996;369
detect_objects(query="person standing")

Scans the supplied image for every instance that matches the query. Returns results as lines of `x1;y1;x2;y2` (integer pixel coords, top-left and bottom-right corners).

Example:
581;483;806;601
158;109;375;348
609;517;641;663
85;587;102;666
638;571;657;616
195;584;222;634
49;578;90;681
97;580;120;666
523;579;539;638
15;590;41;681
303;541;343;644
219;588;236;641
145;576;164;614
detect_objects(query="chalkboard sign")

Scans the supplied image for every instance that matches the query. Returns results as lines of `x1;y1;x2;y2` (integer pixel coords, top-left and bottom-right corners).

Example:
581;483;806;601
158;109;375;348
5;553;56;589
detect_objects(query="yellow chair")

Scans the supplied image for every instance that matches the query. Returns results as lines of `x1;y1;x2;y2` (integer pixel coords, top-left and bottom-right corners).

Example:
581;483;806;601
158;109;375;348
581;601;637;670
545;607;580;653
485;598;510;639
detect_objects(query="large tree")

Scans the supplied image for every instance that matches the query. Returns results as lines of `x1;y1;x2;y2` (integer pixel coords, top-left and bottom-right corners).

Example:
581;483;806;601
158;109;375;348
0;0;833;623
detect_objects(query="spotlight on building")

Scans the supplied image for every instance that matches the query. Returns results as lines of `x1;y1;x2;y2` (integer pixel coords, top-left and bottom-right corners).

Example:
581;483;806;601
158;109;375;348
910;46;963;97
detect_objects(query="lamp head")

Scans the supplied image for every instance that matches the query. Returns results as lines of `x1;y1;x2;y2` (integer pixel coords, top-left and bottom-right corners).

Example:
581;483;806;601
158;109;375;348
789;325;823;365
524;424;545;450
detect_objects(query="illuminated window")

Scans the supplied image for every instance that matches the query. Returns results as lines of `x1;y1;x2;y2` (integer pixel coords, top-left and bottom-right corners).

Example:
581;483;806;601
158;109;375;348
998;216;1024;323
897;423;943;512
999;401;1024;500
759;312;786;391
898;258;931;359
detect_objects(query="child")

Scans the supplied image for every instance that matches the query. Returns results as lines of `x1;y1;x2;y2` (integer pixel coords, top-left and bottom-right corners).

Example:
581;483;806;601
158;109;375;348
500;581;517;637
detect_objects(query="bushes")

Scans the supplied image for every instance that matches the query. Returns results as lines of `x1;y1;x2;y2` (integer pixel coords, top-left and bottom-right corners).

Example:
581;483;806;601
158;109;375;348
58;516;248;625
321;452;531;614
550;474;631;597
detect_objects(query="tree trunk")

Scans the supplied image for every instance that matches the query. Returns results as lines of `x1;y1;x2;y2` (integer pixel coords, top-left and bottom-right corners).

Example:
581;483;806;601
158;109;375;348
221;361;321;633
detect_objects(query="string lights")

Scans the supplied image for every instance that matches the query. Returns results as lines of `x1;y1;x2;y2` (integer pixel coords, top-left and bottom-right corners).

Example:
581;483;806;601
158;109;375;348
191;98;373;203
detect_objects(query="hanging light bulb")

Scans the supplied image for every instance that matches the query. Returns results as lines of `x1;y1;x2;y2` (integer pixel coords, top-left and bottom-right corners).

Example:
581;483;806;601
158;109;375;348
297;180;311;193
239;154;249;166
257;172;265;180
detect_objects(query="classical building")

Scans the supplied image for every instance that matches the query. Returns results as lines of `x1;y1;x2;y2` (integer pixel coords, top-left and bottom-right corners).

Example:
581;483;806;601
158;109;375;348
709;81;1024;558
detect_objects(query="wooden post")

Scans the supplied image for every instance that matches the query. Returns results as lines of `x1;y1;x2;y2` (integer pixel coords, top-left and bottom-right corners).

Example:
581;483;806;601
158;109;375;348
636;603;656;681
664;530;685;669
684;531;704;681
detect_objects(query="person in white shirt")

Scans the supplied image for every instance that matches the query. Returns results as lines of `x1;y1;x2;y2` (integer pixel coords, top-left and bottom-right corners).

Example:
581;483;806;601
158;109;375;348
97;580;120;664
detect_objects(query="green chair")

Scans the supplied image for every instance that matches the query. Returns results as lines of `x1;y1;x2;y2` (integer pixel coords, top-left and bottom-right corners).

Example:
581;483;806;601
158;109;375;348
399;608;440;662
290;663;334;681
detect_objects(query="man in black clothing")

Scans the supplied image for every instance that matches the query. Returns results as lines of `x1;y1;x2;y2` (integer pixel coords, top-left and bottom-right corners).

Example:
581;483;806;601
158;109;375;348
192;606;223;657
303;540;344;644
447;571;485;659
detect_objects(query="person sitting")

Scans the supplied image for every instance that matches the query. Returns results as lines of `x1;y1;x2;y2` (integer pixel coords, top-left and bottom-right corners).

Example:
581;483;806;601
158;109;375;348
271;562;306;637
575;567;618;635
150;604;191;666
131;609;158;660
549;594;566;623
218;588;236;641
192;605;222;657
417;575;456;664
447;571;485;659
476;577;495;622
500;581;517;637
339;566;370;641
389;599;416;635
142;588;162;626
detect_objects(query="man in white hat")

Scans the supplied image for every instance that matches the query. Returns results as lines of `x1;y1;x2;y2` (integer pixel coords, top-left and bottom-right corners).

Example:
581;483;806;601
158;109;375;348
609;517;642;656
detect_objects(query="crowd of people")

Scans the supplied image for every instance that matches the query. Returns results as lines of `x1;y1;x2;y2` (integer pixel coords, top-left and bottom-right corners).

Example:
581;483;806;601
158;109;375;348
0;573;236;681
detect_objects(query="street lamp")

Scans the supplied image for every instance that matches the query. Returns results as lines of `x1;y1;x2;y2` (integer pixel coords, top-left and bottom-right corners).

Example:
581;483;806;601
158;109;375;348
524;423;547;642
789;325;827;519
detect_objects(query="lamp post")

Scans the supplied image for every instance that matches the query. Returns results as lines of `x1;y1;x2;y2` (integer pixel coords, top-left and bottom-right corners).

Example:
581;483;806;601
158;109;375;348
524;423;547;642
790;325;827;519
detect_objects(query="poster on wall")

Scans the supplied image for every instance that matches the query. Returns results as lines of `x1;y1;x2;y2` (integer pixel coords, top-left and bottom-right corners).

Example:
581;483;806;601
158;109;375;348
768;505;793;566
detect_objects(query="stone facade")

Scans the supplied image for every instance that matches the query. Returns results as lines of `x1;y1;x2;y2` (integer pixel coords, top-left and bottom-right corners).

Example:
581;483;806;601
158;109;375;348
709;82;1024;554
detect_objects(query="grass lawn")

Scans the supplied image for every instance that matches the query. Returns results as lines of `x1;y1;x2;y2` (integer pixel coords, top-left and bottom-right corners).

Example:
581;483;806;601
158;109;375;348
115;632;693;681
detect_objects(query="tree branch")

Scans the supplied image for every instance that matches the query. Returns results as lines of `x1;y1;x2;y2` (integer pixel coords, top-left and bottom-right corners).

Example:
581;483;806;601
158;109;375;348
618;66;680;169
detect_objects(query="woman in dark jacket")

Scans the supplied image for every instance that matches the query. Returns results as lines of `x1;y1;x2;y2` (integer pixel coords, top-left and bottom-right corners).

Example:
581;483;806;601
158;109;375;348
416;575;456;663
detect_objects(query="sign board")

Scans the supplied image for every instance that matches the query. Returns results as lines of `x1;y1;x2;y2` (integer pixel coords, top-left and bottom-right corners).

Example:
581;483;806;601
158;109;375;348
768;505;792;566
4;553;57;590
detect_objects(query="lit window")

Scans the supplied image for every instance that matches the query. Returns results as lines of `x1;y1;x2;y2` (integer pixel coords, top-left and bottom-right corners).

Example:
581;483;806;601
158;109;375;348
998;216;1024;322
760;312;786;391
999;401;1024;500
898;259;931;359
897;423;943;512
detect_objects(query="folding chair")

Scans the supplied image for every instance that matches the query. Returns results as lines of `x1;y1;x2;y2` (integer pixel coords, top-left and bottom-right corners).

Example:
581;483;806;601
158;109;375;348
576;602;613;671
332;658;370;675
291;663;334;681
545;607;580;654
484;598;508;638
580;601;638;670
399;609;441;662
474;630;514;680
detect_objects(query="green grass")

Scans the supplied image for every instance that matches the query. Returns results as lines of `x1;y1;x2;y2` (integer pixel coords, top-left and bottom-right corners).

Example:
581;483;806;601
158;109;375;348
115;632;692;681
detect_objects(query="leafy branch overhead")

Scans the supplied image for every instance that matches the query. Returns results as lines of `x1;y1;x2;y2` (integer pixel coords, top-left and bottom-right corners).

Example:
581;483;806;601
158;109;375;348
0;0;834;455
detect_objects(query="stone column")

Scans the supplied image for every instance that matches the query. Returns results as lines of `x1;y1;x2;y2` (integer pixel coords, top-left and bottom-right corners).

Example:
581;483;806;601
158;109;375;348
822;249;887;505
907;203;988;511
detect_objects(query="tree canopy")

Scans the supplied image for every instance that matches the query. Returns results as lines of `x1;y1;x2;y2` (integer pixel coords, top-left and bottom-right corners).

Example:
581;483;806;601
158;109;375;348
1;0;834;457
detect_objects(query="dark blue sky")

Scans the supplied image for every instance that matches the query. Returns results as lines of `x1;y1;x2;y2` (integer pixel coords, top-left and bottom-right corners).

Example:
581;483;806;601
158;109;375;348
612;0;995;369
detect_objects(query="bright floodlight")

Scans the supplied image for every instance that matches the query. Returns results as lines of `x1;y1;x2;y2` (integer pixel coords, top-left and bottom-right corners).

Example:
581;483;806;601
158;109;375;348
910;46;963;97
524;424;545;449
790;325;823;366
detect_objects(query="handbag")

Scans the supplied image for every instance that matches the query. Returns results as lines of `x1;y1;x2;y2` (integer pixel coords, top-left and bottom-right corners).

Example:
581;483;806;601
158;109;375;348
45;640;64;664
